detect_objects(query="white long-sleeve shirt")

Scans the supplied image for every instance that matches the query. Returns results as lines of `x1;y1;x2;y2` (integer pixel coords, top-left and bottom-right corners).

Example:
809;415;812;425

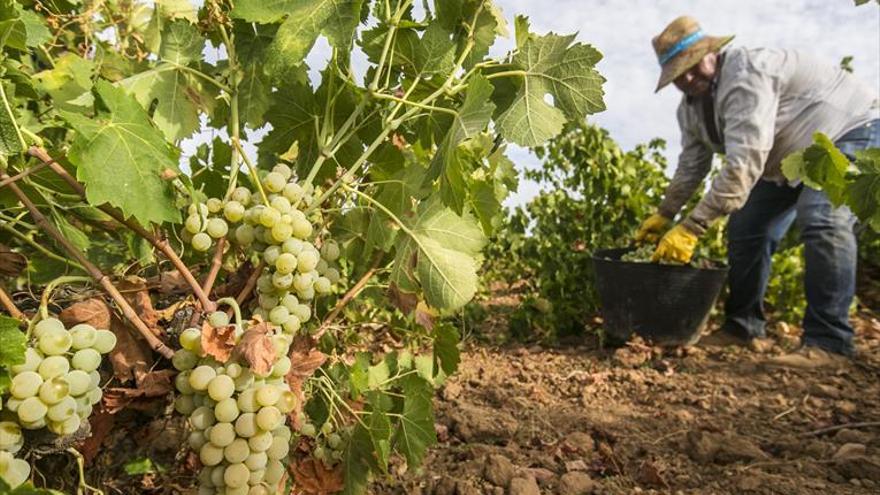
658;47;879;230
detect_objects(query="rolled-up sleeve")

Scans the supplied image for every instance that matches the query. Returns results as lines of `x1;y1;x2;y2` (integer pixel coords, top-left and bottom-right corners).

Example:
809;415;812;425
658;106;713;219
688;71;779;227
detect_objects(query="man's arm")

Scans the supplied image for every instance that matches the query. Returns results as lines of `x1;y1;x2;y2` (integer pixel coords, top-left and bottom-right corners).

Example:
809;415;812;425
685;70;779;232
658;107;714;220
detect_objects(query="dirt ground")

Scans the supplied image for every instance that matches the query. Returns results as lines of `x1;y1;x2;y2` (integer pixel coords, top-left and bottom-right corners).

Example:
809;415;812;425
376;306;880;495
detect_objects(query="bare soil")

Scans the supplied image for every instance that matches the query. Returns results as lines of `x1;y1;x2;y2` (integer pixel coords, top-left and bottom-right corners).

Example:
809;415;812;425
377;307;880;495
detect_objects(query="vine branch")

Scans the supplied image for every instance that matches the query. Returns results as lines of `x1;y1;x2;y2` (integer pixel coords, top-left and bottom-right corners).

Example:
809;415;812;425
201;237;226;298
312;254;383;340
27;147;216;312
0;286;24;320
2;174;174;358
0;161;49;188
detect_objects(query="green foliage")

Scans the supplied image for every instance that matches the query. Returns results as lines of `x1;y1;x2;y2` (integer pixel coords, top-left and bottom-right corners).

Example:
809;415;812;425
783;132;880;231
483;123;669;339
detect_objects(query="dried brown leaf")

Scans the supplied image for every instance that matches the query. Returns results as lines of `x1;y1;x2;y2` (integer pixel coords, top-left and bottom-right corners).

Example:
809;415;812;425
103;369;175;413
60;298;112;330
201;320;237;363
79;409;115;464
233;321;275;376
118;276;161;331
108;315;153;383
414;301;434;331
387;283;418;315
292;458;344;495
286;342;327;429
148;270;191;296
0;244;25;277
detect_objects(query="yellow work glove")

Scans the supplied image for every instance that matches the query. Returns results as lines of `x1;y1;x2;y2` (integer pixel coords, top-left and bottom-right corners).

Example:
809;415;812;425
652;224;699;264
634;213;671;244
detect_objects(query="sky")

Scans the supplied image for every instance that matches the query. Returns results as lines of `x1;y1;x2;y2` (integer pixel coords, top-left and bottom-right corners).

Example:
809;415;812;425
487;0;880;207
189;1;880;208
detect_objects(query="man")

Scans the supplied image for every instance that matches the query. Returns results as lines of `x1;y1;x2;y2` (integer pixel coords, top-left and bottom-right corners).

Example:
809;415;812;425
636;16;880;367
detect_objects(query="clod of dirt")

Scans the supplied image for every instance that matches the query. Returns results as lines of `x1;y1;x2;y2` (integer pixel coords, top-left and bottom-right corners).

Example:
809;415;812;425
684;430;720;464
442;382;463;401
834;456;880;482
832;443;867;461
714;434;769;464
432;475;458;495
522;467;555;485
508;476;540;495
809;382;841;399
834;428;873;444
558;471;596;495
484;454;517;487
456;479;482;495
684;431;767;464
449;404;519;443
562;431;595;456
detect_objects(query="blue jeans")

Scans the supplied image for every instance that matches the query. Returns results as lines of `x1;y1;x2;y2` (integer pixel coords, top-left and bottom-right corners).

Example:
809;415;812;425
723;118;880;356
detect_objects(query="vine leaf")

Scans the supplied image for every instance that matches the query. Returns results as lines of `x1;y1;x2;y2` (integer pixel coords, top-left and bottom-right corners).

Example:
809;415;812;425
118;20;211;141
433;323;460;376
231;0;364;78
0;84;24;156
781;132;850;205
0;315;25;369
493;32;605;147
428;74;495;213
341;424;373;495
61;80;181;226
32;52;95;112
392;374;435;469
390;199;486;311
847;149;880;230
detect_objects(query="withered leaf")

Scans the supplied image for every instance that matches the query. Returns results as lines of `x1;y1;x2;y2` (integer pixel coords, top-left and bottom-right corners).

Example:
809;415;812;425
414;301;435;331
233;321;275;376
292;458;343;495
79;409;116;464
60;298;112;330
103;369;175;413
201;320;237;363
117;276;161;332
108;315;153;383
388;282;418;315
285;342;327;429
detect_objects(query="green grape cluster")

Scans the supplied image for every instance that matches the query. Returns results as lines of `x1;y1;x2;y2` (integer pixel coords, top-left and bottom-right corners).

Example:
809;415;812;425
181;164;342;337
299;420;350;467
2;318;115;437
0;449;29;489
172;312;298;495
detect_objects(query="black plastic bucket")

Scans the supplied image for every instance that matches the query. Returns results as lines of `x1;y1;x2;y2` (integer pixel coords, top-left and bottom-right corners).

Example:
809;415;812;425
592;248;728;346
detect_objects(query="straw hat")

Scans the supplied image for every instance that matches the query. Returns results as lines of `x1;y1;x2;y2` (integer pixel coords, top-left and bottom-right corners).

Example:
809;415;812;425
652;16;734;92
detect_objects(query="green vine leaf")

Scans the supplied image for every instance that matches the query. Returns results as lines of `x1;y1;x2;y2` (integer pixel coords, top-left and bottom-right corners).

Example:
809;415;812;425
118;20;211;141
32;53;95;113
0;315;26;369
433;324;461;376
428;74;495;213
391;199;486;311
232;0;364;78
493;32;605;146
62;80;181;226
781;132;850;205
391;374;435;469
847;149;880;230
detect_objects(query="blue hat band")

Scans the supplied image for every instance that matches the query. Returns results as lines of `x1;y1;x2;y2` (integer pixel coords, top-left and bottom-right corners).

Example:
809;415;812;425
658;30;705;65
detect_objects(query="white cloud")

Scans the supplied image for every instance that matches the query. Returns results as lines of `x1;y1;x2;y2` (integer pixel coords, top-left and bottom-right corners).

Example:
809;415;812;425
493;0;880;207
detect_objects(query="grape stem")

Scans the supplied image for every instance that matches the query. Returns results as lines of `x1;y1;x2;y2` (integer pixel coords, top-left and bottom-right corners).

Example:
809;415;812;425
67;448;105;495
38;275;91;322
27;147;217;312
231;138;270;207
215;297;243;328
201;237;227;298
1;174;175;358
0;160;50;188
0;286;24;320
312;253;383;340
235;261;265;307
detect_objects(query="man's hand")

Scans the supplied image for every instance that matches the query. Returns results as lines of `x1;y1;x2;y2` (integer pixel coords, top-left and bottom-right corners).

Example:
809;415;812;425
652;224;699;264
634;213;671;244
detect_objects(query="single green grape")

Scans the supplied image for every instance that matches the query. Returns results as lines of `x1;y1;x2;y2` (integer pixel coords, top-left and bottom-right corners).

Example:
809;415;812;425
262;172;286;193
192;232;212;252
206;218;229;239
